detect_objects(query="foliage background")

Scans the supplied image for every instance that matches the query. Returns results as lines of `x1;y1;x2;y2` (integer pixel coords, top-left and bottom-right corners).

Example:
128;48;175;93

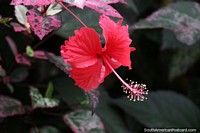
0;0;200;132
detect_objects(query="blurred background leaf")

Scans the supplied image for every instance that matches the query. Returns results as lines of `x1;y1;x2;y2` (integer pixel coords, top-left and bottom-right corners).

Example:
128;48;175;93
30;126;61;133
0;95;25;118
169;47;200;80
96;88;130;133
113;91;200;128
63;109;106;133
132;1;200;46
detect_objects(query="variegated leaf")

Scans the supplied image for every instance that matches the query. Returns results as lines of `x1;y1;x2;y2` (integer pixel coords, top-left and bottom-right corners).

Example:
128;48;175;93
30;86;59;109
0;96;25;118
27;7;61;40
10;0;55;6
64;110;106;133
85;0;122;18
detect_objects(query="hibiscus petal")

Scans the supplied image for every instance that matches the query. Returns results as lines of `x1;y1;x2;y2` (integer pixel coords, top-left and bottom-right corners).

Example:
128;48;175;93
61;27;102;68
70;59;105;91
99;15;135;69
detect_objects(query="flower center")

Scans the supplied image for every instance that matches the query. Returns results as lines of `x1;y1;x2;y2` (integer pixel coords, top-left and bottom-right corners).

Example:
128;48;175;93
101;55;148;101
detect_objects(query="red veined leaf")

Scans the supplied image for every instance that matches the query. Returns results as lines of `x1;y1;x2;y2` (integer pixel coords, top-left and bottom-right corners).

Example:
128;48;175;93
10;0;55;6
5;36;31;66
10;22;28;32
5;36;18;56
33;50;55;60
27;7;62;40
15;54;31;66
0;95;25;118
85;0;122;18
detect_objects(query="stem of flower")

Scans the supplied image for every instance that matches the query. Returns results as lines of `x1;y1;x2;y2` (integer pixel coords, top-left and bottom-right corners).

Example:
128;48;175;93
59;2;87;28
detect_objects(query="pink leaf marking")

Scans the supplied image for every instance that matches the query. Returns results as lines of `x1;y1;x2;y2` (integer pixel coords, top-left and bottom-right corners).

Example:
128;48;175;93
15;54;31;66
85;0;122;18
5;36;18;56
10;0;55;6
5;36;31;66
27;7;62;40
0;65;2;72
33;50;55;60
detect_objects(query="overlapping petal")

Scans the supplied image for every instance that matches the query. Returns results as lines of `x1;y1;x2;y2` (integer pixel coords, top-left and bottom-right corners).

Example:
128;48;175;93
69;59;105;91
99;15;134;69
61;27;102;68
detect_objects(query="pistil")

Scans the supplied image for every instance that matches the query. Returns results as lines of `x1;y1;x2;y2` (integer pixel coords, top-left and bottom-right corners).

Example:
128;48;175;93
102;55;148;101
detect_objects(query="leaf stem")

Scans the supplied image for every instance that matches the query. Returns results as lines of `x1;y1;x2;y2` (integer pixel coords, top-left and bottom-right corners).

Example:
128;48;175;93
59;2;87;28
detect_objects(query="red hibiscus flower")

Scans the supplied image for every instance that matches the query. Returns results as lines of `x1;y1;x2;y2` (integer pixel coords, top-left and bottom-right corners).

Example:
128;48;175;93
61;15;148;101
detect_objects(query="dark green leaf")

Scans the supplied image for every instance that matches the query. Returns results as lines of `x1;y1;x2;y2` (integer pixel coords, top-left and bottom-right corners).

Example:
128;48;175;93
63;109;107;133
10;67;28;83
162;30;184;50
0;95;24;118
113;91;200;128
45;53;70;75
53;76;86;106
132;1;200;46
187;78;200;107
0;66;6;77
96;88;130;133
126;0;138;14
56;8;100;39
